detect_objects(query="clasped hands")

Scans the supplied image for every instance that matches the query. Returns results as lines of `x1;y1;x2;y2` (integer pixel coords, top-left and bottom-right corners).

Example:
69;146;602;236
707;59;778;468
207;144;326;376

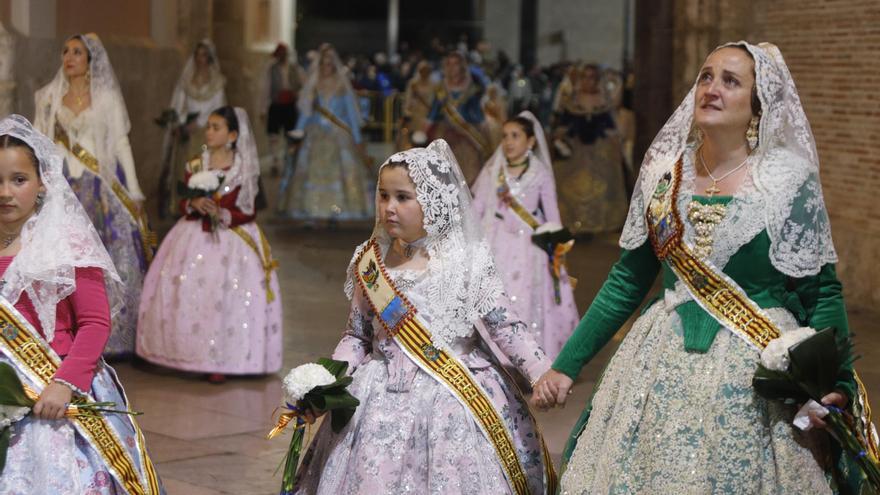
530;369;574;411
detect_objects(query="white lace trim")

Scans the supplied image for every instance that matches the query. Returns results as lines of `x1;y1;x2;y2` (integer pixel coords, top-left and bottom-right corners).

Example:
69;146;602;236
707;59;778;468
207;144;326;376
620;42;837;277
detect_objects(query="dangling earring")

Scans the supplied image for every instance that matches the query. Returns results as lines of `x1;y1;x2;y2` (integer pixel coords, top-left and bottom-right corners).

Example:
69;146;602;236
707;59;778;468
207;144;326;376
746;115;760;151
35;192;46;212
689;123;703;144
225;141;233;150
85;68;91;83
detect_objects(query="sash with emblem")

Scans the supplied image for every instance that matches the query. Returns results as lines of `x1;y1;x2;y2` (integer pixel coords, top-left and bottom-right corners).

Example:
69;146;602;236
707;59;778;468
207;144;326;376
646;157;879;465
354;238;556;495
0;297;161;494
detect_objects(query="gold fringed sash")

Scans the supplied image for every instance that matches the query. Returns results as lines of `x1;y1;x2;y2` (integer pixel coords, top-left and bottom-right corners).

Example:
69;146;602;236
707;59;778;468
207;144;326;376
230;225;279;303
435;86;492;155
54;123;157;264
354;239;554;494
0;300;160;495
647;157;880;463
315;104;354;140
497;168;541;230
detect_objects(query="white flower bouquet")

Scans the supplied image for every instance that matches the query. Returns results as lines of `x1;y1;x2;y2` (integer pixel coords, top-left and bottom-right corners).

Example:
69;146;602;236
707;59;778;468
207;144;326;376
178;170;225;233
753;327;880;489
268;358;359;494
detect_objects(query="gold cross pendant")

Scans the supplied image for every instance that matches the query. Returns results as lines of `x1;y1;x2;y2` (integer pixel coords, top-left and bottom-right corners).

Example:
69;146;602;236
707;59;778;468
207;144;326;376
704;182;721;197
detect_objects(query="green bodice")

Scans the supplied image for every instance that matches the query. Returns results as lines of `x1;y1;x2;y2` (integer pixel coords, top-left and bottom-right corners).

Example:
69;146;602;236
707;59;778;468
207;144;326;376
553;195;854;398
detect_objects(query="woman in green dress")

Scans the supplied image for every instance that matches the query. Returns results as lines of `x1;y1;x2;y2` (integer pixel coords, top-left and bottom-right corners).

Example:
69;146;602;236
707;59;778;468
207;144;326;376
532;42;875;493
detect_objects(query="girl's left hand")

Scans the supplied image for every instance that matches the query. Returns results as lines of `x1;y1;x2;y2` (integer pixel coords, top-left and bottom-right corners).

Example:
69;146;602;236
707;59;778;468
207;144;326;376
809;391;848;429
33;382;73;420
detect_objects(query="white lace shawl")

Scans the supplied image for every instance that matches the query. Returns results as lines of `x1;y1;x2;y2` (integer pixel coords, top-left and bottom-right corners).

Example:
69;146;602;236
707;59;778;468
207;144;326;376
33;33;141;199
345;139;505;351
0;115;122;342
620;41;836;277
170;39;227;127
473;110;554;233
202;107;260;216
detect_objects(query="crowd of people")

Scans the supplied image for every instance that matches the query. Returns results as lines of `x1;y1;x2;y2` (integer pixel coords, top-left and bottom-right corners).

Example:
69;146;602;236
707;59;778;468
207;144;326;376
0;28;875;495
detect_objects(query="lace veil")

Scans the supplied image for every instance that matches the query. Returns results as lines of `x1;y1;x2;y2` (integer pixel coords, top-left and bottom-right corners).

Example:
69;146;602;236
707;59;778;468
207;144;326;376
473;110;554;230
34;33;131;187
620;41;836;277
170;39;226;122
297;44;360;124
345;139;505;350
199;107;260;215
0;115;122;342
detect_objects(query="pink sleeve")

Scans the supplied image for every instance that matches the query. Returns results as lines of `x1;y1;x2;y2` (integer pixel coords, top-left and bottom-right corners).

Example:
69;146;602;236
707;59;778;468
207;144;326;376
539;169;563;225
330;285;374;372
481;292;551;384
53;267;111;393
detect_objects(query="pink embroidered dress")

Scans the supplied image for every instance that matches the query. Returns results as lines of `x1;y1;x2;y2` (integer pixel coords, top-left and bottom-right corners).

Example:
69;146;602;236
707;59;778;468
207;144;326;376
471;111;579;359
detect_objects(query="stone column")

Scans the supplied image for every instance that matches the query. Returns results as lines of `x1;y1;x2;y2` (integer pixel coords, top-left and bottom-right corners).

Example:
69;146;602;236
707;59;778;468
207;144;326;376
0;21;15;115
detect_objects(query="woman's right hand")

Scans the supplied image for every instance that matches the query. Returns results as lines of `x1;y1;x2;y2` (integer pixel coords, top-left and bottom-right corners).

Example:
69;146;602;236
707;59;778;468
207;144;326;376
530;369;574;410
190;197;218;216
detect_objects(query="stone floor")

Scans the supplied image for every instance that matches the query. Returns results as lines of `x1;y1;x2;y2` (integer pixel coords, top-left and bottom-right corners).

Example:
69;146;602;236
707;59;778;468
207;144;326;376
119;221;880;494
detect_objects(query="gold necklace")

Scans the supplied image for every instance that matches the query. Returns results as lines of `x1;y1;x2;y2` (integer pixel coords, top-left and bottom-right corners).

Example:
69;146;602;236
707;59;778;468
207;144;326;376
698;149;749;197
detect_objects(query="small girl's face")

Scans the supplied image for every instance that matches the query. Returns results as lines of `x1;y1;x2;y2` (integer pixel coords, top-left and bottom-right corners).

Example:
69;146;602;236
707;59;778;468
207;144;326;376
204;114;236;150
0;146;44;227
501;122;535;162
378;165;426;243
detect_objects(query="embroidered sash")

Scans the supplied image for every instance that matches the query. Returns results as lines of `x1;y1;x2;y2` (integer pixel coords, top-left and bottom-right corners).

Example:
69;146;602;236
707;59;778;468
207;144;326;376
0;298;160;495
497;168;540;230
314;103;354;140
230;225;279;303
54;123;157;264
354;239;556;495
188;157;279;303
435;86;492;155
647;157;880;461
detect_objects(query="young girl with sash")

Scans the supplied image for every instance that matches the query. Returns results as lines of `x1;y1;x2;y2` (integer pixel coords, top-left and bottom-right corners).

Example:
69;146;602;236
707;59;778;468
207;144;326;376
293;139;556;494
34;33;154;357
533;42;878;494
136;107;281;384
472;111;579;359
277;44;372;222
0;115;162;494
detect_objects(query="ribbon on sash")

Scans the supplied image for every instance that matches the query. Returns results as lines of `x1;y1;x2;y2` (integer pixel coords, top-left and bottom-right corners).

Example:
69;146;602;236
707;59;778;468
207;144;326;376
0;298;160;495
435;86;492;156
230;225;279;303
354;239;556;495
54;123;157;264
497;167;577;301
647;157;880;462
314;103;372;170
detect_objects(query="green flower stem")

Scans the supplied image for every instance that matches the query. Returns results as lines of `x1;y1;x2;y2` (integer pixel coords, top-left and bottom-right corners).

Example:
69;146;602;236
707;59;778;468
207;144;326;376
825;409;880;490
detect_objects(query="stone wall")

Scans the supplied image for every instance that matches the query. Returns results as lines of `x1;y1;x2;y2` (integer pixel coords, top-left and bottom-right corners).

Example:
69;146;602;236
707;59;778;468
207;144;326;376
664;0;880;309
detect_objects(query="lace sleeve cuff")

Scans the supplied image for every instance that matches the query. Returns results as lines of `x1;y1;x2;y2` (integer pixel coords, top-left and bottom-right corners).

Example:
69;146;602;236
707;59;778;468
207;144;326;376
52;377;88;396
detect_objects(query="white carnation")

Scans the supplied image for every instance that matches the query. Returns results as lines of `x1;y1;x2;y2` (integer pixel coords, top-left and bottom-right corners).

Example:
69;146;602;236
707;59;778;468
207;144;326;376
282;363;336;405
760;327;817;372
187;170;221;192
0;404;29;429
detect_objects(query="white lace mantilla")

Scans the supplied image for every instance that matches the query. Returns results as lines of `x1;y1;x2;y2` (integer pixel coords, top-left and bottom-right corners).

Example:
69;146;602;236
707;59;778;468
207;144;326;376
345;140;505;351
620;42;836;278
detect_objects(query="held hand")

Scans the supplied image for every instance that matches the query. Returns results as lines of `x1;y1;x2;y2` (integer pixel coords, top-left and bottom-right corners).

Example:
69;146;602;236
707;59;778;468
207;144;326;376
190;197;218;216
530;369;574;410
809;391;848;429
33;382;73;420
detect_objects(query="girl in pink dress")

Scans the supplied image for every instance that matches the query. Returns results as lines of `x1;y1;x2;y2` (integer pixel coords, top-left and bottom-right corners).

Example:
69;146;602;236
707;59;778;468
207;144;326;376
293;139;556;494
0;115;161;494
136;106;282;383
472;111;579;358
